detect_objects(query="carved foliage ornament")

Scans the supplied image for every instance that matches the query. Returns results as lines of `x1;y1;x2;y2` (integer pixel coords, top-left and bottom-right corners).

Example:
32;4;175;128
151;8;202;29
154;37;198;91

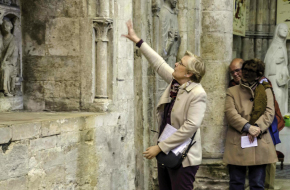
93;18;113;42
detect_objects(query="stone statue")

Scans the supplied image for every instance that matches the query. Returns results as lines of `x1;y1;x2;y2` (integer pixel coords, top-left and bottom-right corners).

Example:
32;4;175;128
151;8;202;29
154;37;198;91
264;23;289;115
0;17;18;97
0;0;11;5
159;0;180;68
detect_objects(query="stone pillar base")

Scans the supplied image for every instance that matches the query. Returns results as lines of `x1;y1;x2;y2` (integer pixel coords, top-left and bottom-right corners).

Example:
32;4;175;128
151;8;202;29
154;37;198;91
194;159;250;190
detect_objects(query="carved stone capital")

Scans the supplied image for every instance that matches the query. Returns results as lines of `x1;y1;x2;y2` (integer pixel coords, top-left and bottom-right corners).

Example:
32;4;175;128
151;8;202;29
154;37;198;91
93;18;113;42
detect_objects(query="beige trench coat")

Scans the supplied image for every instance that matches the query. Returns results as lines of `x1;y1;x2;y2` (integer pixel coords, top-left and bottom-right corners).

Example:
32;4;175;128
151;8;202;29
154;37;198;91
223;83;278;166
140;42;207;167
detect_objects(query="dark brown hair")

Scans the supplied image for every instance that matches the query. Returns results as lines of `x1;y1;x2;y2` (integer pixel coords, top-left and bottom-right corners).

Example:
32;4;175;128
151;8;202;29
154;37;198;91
242;58;265;77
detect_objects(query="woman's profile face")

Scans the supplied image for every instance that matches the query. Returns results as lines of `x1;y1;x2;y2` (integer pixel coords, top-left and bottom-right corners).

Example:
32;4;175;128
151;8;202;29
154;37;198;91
278;25;288;38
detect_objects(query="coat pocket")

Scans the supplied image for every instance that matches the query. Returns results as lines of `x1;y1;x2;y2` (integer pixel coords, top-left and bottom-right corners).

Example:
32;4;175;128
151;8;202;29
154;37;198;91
226;127;238;145
260;131;271;144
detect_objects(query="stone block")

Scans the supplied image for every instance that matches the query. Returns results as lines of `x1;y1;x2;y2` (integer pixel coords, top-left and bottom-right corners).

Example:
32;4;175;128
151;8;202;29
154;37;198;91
45;98;80;111
201;125;227;158
41;120;61;137
0;96;22;112
12;123;41;141
201;33;233;61
117;80;134;100
117;58;134;80
7;176;27;190
23;97;45;111
23;56;81;81
23;81;44;99
2;143;29;179
30;136;57;151
42;166;65;189
202;89;227;127
35;147;64;170
103;112;120;126
43;81;61;98
202;0;233;11
59;117;85;132
201;62;229;92
46;18;80;56
23;33;46;56
0;126;12;144
28;168;46;190
59;81;81;98
202;11;233;33
58;132;80;147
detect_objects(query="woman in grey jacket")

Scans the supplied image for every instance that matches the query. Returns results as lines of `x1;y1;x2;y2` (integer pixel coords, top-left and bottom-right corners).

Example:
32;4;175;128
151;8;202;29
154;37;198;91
122;20;207;190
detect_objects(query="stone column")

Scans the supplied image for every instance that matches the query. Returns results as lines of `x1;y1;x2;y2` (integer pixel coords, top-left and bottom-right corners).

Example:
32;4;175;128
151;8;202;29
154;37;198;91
195;0;233;189
248;0;256;33
93;18;113;99
254;37;263;60
99;1;109;17
269;0;276;34
152;0;160;52
256;0;264;34
177;0;188;60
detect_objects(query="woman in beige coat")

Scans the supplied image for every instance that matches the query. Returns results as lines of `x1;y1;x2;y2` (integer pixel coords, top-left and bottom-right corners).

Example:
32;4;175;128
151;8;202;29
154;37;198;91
224;59;278;190
122;20;207;190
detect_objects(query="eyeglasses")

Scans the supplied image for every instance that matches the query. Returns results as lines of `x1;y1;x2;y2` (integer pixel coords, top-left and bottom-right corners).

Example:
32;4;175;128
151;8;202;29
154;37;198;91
242;67;256;74
230;68;241;75
178;60;186;67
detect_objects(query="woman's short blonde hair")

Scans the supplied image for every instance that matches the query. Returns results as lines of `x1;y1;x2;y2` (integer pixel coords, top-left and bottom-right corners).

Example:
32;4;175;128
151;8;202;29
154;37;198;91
184;51;205;83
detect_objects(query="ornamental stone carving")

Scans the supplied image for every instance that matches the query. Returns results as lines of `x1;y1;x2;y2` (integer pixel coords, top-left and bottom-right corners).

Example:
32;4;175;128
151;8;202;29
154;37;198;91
0;16;18;96
159;0;180;68
264;23;289;115
93;18;113;42
0;0;11;6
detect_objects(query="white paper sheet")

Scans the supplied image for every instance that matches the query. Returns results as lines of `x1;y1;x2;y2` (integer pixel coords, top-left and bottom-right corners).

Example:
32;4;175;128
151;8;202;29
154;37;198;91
171;139;191;155
158;124;177;142
241;136;258;148
158;124;191;156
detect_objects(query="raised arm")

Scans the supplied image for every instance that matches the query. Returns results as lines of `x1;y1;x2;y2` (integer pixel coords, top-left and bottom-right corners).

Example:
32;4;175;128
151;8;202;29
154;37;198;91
122;20;174;84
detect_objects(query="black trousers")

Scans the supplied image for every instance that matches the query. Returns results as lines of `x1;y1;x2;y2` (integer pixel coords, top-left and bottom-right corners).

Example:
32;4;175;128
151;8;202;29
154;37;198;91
158;163;199;190
228;164;267;190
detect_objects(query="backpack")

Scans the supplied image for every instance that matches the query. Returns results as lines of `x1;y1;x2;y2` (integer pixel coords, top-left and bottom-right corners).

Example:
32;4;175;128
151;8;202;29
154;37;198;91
259;77;284;145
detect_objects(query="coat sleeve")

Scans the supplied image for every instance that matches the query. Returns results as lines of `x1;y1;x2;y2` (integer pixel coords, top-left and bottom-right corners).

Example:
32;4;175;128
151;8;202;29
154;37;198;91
255;88;275;133
139;42;174;84
225;88;249;132
158;91;207;154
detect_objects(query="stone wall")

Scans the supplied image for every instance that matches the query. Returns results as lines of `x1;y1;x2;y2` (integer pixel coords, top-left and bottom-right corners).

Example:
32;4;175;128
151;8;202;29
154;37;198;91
0;112;135;190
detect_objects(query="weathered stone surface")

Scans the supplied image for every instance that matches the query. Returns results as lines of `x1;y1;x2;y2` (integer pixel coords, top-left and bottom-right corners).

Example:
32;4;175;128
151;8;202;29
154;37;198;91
46;18;80;56
0;96;23;112
41;120;61;137
202;0;233;11
45;98;80;111
202;11;233;33
6;176;27;190
201;33;232;61
23;57;80;82
0;126;11;144
30;135;57;151
0;143;28;180
12;123;40;141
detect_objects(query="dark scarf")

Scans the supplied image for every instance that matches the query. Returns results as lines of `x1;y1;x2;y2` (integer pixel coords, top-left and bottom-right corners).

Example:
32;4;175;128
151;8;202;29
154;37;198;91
248;78;271;125
170;79;180;99
228;79;239;87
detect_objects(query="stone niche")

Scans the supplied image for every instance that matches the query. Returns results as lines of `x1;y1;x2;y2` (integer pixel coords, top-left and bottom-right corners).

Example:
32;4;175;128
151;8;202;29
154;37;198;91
0;2;22;111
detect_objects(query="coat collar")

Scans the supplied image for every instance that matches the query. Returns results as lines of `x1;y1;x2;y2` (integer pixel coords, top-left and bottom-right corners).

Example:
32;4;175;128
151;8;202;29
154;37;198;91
239;80;256;97
156;81;200;109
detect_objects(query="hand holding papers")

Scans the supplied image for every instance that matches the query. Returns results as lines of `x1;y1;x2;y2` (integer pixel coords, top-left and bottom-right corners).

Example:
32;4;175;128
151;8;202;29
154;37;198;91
158;124;191;156
241;136;258;148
